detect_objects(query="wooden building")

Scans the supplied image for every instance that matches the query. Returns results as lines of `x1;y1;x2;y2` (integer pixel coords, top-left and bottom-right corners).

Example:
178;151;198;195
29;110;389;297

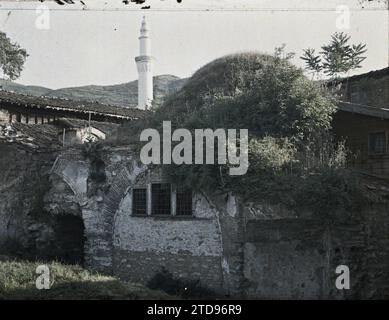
0;90;147;125
332;67;389;177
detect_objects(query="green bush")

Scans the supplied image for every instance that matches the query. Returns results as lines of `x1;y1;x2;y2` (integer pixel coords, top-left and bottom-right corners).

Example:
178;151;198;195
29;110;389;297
149;53;336;142
124;52;371;217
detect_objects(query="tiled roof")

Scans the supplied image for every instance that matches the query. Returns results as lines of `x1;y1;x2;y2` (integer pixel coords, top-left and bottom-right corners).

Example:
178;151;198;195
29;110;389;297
0;122;61;150
342;67;389;82
0;90;148;120
338;101;389;120
327;67;389;86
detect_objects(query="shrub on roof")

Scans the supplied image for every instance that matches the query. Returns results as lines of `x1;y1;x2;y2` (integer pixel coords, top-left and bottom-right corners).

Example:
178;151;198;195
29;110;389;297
151;52;336;144
129;52;370;216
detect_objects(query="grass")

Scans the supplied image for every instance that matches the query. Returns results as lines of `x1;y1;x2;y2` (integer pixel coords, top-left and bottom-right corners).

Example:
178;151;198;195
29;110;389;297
0;258;172;300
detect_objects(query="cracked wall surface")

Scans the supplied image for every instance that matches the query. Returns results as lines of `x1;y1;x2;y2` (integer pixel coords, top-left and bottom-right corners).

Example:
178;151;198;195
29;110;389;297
2;140;389;298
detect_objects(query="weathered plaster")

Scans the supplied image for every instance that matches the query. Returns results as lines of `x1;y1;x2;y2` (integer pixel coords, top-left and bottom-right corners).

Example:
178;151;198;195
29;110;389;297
114;193;222;256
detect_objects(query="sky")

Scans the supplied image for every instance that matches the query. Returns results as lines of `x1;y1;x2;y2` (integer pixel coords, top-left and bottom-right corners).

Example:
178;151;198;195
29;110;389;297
0;0;387;89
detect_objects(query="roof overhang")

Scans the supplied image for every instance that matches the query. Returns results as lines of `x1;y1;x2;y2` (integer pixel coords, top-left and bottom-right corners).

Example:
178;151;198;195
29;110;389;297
338;101;389;120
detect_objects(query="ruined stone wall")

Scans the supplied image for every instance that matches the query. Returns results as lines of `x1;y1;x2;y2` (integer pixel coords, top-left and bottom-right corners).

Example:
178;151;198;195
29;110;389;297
363;204;389;298
48;145;389;298
241;207;389;299
0;142;69;261
3;140;389;299
0;143;49;252
45;145;242;294
243;219;325;299
45;145;135;273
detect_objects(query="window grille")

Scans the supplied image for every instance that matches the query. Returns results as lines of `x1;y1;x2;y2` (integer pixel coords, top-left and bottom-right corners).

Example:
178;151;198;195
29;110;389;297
132;188;147;215
176;187;192;216
151;183;171;215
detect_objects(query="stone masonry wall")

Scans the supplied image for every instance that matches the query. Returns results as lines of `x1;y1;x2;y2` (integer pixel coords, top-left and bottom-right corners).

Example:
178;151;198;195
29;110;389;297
113;192;224;293
242;210;389;299
0;142;80;261
6;141;388;299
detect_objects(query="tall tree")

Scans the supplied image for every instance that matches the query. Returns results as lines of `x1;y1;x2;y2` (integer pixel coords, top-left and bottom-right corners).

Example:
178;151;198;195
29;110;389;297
301;32;367;80
0;31;28;81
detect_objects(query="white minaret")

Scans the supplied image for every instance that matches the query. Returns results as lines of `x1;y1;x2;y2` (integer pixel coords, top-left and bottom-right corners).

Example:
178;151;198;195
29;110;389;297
135;16;153;110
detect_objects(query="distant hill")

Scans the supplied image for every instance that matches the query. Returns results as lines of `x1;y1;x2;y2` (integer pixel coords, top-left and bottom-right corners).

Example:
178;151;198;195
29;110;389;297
0;79;52;97
0;75;187;108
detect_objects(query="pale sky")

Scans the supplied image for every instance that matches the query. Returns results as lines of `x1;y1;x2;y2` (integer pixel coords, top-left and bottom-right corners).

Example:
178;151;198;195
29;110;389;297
0;0;387;89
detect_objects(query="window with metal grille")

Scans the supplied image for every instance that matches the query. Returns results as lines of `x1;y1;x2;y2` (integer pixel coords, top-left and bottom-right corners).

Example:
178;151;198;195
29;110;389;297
176;187;192;216
369;132;386;154
132;188;147;215
151;183;171;215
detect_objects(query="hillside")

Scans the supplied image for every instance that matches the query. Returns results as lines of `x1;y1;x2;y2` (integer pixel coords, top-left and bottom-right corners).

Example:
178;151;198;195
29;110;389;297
0;79;52;97
0;75;187;108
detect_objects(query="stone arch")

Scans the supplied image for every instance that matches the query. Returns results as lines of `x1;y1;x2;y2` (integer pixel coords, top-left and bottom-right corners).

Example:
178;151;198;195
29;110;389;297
50;155;89;205
49;152;148;274
46;155;89;266
112;160;148;233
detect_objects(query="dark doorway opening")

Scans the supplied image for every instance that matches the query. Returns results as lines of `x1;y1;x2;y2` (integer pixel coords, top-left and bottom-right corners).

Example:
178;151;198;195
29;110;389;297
54;215;85;266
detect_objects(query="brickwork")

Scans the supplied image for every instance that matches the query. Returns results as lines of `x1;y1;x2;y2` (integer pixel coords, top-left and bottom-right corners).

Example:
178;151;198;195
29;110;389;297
8;143;388;299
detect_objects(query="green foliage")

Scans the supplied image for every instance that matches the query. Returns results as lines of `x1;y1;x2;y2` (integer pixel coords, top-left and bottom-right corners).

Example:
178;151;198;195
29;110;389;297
229;143;367;217
0;31;28;81
248;137;296;172
301;32;367;79
274;43;296;61
130;52;370;216
151;52;336;143
301;48;323;78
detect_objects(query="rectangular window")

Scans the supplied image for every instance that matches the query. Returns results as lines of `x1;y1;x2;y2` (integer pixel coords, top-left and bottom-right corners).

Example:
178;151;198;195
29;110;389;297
369;132;386;155
176;187;193;216
132;188;147;215
152;183;171;215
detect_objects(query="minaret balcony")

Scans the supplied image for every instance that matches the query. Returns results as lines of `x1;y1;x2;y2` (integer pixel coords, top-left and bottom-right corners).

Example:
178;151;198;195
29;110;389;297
135;56;154;62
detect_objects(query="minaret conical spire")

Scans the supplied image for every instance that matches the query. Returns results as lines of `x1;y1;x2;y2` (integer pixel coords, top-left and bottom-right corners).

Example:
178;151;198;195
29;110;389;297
135;16;153;110
140;16;149;37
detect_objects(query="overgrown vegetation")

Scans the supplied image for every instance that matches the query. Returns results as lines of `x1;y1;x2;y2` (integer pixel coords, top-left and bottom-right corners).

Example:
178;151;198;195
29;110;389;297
125;51;373;218
0;258;171;300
